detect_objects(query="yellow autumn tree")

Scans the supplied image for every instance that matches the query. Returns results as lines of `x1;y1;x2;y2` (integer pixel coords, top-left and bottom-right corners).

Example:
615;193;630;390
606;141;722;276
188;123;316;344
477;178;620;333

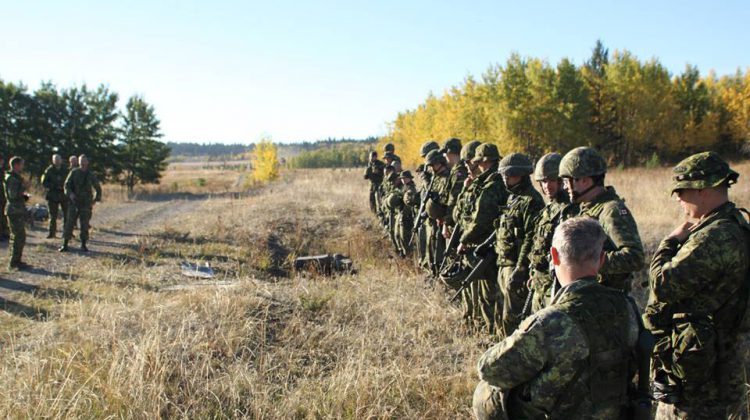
251;137;280;183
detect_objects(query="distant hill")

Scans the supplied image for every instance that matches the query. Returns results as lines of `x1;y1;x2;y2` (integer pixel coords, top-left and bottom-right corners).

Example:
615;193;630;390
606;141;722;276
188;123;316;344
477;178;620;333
167;138;378;163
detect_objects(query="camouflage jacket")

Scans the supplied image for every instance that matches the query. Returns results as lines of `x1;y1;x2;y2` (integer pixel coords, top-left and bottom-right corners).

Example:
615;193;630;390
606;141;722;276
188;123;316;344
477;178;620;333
402;182;419;209
528;190;576;293
494;178;544;268
4;171;26;216
424;166;451;221
645;201;750;329
576;187;644;290
478;277;639;419
459;164;508;246
363;159;385;185
65;168;102;206
444;162;468;226
42;164;68;201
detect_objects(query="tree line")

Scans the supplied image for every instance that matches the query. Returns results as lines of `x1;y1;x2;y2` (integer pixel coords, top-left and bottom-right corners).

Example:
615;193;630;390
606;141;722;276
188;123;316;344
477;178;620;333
382;41;750;168
0;79;169;192
287;140;376;169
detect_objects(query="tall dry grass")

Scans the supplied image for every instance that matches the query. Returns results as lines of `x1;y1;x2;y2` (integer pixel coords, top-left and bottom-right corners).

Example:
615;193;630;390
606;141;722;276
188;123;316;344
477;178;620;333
2;163;750;418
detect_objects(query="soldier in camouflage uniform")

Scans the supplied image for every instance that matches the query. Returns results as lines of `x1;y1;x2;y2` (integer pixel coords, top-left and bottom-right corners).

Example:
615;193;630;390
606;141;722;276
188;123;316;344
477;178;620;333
495;153;545;337
397;171;418;255
415;141;440;270
474;217;639;420
363;151;385;215
456;143;508;333
526;153;575;313
644;152;749;420
449;140;484;328
5;157;30;270
41;154;69;238
559;147;644;292
381;164;401;252
0;154;9;241
423;150;451;276
440;138;468;240
60;155;102;252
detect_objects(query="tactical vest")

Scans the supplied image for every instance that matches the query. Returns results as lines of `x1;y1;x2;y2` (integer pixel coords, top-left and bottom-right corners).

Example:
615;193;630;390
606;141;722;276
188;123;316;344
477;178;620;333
579;194;631;290
548;281;635;418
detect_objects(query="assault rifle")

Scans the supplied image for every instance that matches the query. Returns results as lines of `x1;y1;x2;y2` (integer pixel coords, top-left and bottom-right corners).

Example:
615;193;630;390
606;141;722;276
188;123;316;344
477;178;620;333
450;231;496;302
407;175;436;248
439;224;463;272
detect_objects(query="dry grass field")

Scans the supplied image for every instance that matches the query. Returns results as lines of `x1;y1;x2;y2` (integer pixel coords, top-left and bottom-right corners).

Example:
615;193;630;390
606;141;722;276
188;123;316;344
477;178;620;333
1;161;749;418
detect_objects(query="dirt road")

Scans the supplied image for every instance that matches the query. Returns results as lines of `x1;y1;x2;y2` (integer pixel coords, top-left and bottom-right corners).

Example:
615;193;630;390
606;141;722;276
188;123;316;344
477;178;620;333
0;194;205;302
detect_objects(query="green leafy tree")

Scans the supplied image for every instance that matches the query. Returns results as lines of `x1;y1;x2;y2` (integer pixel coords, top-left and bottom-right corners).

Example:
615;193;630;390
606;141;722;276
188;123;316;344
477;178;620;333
115;95;170;193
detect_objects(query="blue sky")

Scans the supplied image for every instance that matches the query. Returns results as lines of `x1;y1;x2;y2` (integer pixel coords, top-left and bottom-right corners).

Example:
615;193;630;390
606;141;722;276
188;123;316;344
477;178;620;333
1;0;748;143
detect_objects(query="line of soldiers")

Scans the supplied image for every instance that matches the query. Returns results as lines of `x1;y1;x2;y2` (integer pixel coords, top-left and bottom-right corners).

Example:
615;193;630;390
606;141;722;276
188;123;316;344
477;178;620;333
4;153;102;270
365;141;750;419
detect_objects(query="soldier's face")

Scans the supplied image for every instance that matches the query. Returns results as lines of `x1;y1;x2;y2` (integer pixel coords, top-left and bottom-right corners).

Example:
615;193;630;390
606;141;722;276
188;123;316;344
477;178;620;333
477;161;493;173
503;175;522;187
540;179;560;198
563;177;592;203
675;189;705;218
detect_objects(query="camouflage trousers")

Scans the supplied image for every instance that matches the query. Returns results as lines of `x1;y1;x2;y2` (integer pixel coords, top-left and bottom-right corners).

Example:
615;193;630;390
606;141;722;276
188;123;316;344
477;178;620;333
530;271;555;314
472;381;508;420
368;184;380;214
47;199;68;237
477;265;499;335
65;204;93;242
424;221;445;275
497;266;528;338
0;200;8;237
460;254;484;330
7;214;26;266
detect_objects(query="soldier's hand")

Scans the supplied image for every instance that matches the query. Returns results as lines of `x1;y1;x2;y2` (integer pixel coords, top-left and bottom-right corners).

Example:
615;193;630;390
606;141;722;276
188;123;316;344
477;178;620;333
668;221;694;243
457;243;466;255
442;224;451;239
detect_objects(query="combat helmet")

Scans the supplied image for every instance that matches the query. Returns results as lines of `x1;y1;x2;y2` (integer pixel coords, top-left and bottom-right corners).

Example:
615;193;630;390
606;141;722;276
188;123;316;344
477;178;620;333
471;143;500;163
499;153;534;177
671;151;738;194
559;147;607;178
460;140;482;162
441;137;462;155
383;143;395;153
424;149;447;166
399;170;414;179
534;152;563;181
420;140;440;158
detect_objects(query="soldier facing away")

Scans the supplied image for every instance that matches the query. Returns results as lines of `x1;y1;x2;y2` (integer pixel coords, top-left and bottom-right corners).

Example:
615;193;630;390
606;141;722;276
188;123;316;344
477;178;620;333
473;217;640;419
41;154;69;238
644;152;749;419
5;157;30;270
559;147;644;292
60;155;102;252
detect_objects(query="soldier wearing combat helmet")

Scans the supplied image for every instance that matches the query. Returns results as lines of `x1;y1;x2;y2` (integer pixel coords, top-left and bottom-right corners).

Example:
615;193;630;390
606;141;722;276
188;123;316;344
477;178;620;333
644;151;749;419
526;152;576;312
422;149;451;276
440;138;468;240
559;147;644;292
494;152;544;337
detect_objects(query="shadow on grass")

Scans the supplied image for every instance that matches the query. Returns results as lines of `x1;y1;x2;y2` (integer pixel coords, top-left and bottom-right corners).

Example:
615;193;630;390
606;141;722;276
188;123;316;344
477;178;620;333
0;295;49;320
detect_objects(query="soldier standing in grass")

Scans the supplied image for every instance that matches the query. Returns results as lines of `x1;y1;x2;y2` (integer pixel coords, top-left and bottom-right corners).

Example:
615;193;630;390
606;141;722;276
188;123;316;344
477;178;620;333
440;137;467;241
494;153;544;337
456;143;507;334
0;154;9;241
644;152;749;419
5;157;30;270
473;217;640;420
42;154;69;238
60;155;101;253
423;149;451;276
559;147;644;292
415;141;440;270
363;151;385;214
526;153;575;313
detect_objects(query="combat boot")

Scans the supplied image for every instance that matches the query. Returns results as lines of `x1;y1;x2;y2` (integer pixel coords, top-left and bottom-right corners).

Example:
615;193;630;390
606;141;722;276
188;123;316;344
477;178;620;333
58;240;69;252
81;241;88;252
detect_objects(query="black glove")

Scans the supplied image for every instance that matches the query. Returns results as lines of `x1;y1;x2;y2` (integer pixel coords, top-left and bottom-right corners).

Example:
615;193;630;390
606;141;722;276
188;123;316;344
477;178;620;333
474;240;494;259
510;267;529;288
